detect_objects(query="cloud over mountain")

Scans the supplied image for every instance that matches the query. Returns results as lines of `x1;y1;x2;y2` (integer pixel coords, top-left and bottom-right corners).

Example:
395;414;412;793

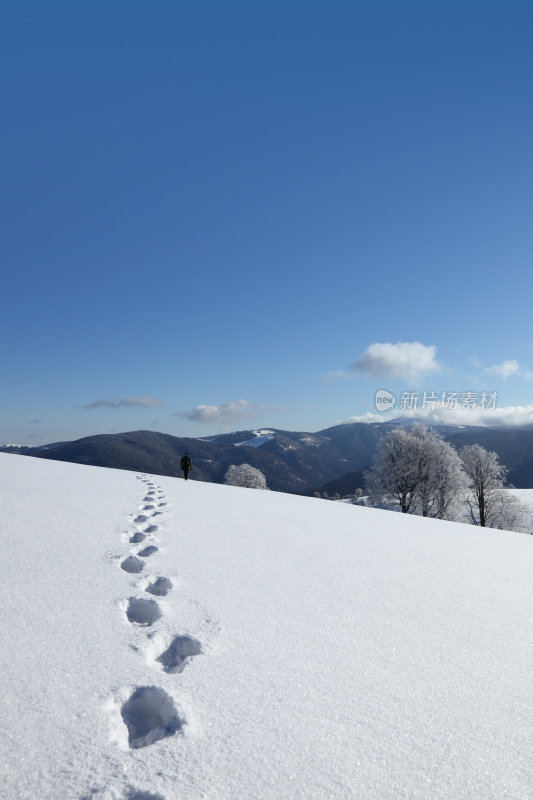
176;399;299;427
352;341;441;382
85;397;163;409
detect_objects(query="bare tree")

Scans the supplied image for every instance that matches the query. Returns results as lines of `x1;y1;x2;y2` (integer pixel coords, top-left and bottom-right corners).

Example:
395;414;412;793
224;463;268;490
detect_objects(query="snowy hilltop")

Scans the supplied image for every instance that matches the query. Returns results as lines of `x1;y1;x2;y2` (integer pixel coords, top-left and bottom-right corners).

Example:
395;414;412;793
0;453;531;800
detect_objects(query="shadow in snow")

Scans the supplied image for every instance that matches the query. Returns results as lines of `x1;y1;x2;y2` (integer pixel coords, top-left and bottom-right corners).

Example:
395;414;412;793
126;597;161;626
156;635;202;674
121;686;183;749
121;556;144;574
145;577;172;597
138;545;158;558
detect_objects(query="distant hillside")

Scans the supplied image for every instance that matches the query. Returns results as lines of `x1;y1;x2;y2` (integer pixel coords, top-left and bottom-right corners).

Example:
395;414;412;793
29;427;387;493
446;426;533;488
312;469;367;498
7;421;533;493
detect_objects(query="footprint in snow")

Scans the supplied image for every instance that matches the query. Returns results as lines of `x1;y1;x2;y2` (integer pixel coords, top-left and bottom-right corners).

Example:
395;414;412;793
134;515;148;524
121;686;183;749
145;576;172;596
156;635;202;674
126;597;161;626
125;789;166;800
138;545;158;558
143;505;155;511
129;532;146;544
121;556;145;574
144;524;158;534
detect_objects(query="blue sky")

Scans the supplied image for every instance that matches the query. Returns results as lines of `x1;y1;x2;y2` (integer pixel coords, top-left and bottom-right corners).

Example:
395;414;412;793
2;1;533;444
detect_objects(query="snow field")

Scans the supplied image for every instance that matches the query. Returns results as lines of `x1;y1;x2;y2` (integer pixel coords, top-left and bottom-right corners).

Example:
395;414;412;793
0;454;531;800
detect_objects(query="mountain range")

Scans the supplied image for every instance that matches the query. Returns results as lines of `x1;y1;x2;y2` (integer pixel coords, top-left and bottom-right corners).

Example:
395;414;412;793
4;419;533;493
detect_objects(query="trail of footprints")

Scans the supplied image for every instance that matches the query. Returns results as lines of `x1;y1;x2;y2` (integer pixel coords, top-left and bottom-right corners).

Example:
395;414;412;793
113;475;204;755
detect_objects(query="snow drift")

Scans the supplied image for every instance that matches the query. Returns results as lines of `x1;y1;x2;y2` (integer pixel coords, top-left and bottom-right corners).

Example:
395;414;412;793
0;454;531;799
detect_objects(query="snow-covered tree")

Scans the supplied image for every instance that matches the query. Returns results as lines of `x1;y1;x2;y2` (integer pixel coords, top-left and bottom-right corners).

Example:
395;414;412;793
224;463;268;490
365;424;428;513
366;426;529;532
365;424;467;520
460;444;529;531
460;444;507;527
413;427;468;520
490;491;530;533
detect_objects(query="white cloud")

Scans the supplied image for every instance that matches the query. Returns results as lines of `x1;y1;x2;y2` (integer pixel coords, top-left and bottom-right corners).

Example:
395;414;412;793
484;360;533;380
177;399;255;425
85;396;163;409
352;342;441;382
322;369;351;382
342;403;533;428
176;399;298;427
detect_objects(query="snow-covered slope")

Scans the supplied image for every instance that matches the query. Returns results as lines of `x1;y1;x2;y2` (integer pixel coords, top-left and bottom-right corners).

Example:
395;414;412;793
0;454;531;800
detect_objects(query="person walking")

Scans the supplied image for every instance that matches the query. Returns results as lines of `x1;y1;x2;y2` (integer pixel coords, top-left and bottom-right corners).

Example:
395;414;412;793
180;451;192;480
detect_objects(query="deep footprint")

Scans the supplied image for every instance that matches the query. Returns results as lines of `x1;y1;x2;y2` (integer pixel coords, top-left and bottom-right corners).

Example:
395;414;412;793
156;635;203;674
121;686;183;749
126;597;161;626
130;532;146;544
121;556;144;574
138;545;158;558
145;577;172;596
143;505;155;511
134;515;148;524
144;525;158;534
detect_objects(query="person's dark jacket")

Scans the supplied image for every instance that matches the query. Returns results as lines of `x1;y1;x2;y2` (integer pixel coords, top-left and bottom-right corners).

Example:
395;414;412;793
180;455;192;472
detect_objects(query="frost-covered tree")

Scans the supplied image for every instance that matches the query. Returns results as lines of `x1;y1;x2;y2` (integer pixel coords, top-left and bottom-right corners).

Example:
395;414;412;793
460;444;507;527
413;427;468;520
224;463;268;490
365;424;467;520
365;424;428;513
460;444;529;531
490;491;530;533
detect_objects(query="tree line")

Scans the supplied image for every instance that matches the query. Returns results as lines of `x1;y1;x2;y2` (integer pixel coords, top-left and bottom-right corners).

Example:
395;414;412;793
364;423;530;533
